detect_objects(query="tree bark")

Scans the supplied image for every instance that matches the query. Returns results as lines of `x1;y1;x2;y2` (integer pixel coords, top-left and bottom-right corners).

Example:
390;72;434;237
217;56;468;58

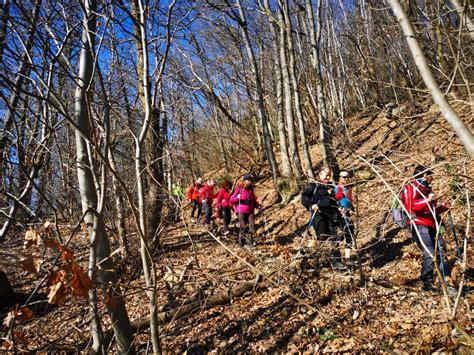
388;0;474;157
73;0;135;352
269;20;292;177
236;0;280;182
277;6;303;178
280;0;314;179
306;0;338;172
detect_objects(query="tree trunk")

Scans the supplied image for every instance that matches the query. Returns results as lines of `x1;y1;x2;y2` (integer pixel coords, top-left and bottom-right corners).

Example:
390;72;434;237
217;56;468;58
236;0;280;182
277;6;303;178
387;0;474;156
269;20;292;177
73;0;135;352
131;0;162;352
306;0;338;172
280;0;314;179
0;0;41;191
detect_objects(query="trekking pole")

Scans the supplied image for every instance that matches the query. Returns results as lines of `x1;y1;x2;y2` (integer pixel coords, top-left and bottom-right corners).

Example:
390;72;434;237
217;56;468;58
342;214;365;284
437;238;447;284
301;210;317;240
260;208;271;241
448;211;462;259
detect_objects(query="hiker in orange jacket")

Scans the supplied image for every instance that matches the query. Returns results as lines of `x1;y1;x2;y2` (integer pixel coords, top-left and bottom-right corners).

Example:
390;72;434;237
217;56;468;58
200;179;216;228
187;177;203;223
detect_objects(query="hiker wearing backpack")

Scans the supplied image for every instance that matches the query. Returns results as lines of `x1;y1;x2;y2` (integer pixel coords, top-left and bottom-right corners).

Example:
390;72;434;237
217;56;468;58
187;177;203;223
401;165;449;291
301;166;346;270
335;170;355;262
216;178;233;236
200;179;216;228
230;174;260;248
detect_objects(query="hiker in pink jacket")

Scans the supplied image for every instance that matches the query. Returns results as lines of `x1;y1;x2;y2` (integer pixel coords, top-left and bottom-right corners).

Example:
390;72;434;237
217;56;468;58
230;174;261;247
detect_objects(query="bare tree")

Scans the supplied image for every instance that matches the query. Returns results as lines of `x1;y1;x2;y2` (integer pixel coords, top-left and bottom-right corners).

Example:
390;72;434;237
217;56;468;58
387;0;474;157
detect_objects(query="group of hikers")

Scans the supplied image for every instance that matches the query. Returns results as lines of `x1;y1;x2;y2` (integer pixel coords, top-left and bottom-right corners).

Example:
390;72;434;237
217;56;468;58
184;175;260;248
172;163;455;292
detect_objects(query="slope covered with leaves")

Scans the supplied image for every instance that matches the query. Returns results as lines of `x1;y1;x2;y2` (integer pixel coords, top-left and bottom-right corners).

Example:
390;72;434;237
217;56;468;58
1;99;473;352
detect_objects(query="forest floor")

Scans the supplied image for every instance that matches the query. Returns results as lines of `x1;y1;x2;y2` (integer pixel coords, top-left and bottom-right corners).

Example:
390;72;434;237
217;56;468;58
1;99;473;352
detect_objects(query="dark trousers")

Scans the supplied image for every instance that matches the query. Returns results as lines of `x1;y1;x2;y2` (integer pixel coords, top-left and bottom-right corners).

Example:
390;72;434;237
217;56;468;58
220;207;232;233
311;212;341;261
191;200;202;219
238;212;255;245
411;224;445;284
203;201;212;225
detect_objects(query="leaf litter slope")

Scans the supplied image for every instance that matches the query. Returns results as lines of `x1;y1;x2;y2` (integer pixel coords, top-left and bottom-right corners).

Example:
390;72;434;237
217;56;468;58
1;100;473;352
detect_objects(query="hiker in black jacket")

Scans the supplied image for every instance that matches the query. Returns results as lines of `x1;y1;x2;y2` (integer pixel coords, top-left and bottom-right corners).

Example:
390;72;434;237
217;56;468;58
301;166;346;270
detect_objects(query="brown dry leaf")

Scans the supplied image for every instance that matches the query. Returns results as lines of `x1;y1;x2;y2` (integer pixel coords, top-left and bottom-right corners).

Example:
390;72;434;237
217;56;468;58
13;330;28;346
59;245;74;263
43;237;59;250
47;279;68;304
17;306;33;321
47;269;68;304
23;229;39;248
3;310;16;327
1;339;13;350
70;263;92;298
43;220;52;231
20;255;41;274
105;287;121;309
46;269;67;286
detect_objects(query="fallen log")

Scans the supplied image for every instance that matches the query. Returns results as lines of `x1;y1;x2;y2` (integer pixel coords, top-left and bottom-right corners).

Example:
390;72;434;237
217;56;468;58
89;279;257;351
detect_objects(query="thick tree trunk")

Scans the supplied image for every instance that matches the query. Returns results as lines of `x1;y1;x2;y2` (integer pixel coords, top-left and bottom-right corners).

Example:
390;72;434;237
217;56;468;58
388;0;474;157
73;0;135;353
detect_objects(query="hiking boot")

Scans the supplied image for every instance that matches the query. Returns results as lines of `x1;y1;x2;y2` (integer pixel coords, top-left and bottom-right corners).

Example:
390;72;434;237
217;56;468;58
422;282;438;293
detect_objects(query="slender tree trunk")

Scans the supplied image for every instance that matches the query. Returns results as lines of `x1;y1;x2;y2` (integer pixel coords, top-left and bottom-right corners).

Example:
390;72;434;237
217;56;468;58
73;0;135;352
236;0;280;182
131;0;161;352
277;6;303;178
280;0;314;179
306;0;338;172
270;20;292;177
388;0;474;156
0;0;41;190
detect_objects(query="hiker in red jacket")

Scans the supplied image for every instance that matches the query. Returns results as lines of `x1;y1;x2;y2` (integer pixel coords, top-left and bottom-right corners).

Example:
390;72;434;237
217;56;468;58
216;178;233;236
187;177;203;223
200;179;216;228
401;165;449;291
230;174;260;248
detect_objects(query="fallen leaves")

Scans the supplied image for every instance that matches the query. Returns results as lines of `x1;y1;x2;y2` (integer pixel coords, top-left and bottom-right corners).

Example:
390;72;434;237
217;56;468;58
20;255;42;274
70;263;92;298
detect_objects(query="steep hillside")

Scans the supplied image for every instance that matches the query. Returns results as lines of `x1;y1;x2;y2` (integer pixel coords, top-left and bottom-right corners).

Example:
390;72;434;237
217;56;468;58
1;100;472;352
